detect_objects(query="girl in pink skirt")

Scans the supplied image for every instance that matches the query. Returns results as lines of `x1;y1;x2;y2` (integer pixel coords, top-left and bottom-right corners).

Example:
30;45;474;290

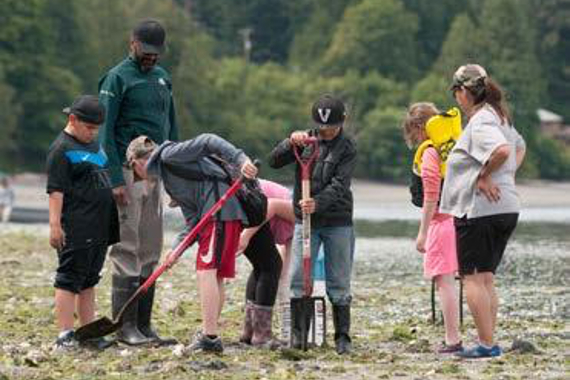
403;103;462;353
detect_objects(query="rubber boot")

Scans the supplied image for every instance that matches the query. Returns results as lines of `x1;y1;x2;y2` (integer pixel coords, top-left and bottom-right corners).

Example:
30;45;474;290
112;275;152;346
290;298;314;349
138;279;177;346
332;304;352;354
239;300;255;344
251;304;282;349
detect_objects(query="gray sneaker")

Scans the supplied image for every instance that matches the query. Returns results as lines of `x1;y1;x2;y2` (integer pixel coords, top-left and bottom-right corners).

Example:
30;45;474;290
54;330;79;352
189;331;223;353
79;336;116;351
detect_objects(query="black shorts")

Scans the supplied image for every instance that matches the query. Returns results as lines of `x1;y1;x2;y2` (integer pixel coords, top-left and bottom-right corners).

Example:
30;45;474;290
455;213;518;276
55;244;107;293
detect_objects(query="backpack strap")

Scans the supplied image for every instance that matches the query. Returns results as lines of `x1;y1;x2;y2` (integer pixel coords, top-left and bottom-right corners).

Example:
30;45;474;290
413;140;434;175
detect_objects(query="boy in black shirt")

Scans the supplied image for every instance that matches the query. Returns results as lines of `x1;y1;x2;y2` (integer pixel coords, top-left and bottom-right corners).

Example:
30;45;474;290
46;95;119;350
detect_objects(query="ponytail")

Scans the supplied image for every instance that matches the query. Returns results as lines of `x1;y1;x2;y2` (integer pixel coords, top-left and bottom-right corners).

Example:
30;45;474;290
470;78;511;125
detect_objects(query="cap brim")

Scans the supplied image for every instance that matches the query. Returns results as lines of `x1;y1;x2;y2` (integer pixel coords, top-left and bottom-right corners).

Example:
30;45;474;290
63;109;104;124
139;42;164;54
449;83;461;92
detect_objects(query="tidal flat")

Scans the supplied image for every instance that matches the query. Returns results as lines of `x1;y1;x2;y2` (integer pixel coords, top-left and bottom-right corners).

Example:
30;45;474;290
0;225;567;380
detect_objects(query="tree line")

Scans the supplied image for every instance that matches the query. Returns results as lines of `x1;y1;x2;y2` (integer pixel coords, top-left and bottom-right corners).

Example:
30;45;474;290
0;0;568;180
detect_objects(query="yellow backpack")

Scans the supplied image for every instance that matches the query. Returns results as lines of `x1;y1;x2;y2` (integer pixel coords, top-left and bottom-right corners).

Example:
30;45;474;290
410;107;462;207
412;107;462;177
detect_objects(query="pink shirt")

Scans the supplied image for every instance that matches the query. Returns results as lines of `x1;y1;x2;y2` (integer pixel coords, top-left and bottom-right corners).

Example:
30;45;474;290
420;147;457;278
259;180;294;245
421;147;451;221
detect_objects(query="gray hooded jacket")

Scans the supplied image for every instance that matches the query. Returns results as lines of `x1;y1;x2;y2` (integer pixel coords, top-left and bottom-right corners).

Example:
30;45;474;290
146;133;249;244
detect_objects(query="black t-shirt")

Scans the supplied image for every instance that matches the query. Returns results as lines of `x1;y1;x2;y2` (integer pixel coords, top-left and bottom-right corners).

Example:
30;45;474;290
46;131;119;247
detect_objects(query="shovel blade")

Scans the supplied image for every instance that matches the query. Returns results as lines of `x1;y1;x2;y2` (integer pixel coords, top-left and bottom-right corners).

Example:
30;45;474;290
301;297;316;351
74;316;120;342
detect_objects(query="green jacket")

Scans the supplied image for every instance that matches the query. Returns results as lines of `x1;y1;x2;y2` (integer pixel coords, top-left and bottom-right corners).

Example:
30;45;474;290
98;56;178;186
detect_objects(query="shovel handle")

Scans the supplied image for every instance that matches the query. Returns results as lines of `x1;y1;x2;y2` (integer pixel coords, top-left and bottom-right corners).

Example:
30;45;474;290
303;256;312;297
294;138;318;297
293;137;319;180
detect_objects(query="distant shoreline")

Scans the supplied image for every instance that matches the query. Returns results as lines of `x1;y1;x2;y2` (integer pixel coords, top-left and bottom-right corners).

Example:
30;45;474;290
8;174;570;223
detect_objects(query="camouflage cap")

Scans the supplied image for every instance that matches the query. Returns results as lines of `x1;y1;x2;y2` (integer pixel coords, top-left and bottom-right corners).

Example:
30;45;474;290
126;136;157;167
450;64;488;92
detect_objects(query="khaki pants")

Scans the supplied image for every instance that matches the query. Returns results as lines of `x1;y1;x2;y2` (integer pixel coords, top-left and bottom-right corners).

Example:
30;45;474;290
109;168;163;278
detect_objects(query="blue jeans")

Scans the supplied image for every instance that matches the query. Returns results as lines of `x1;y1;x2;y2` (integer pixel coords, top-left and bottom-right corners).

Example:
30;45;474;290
290;224;355;305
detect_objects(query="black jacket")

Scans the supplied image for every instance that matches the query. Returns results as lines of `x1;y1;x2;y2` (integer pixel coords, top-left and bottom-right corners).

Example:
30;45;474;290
268;128;357;228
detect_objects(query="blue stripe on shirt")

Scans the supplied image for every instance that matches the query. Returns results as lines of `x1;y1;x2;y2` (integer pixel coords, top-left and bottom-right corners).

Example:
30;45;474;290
65;148;108;167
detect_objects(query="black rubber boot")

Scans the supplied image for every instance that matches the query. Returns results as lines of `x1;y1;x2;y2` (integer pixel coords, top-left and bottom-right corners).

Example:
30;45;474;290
112;275;152;346
290;298;314;350
138;279;177;346
332;304;352;355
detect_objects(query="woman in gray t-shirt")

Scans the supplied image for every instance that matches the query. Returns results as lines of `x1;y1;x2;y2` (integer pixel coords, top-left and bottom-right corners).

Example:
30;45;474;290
440;64;526;359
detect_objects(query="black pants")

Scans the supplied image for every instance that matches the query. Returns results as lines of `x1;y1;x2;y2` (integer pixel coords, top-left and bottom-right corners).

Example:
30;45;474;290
243;223;283;307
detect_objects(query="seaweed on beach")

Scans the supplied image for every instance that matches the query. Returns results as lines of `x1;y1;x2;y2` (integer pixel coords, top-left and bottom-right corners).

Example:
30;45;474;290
0;229;567;380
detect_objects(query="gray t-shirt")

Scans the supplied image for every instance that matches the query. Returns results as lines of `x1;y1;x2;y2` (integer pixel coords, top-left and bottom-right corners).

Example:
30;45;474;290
440;105;525;218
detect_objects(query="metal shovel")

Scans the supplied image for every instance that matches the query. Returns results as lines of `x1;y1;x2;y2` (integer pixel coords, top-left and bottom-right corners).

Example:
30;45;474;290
292;137;319;351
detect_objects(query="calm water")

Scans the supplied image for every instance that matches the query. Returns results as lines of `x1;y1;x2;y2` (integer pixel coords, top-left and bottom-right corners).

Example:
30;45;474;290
354;202;570;223
355;219;570;243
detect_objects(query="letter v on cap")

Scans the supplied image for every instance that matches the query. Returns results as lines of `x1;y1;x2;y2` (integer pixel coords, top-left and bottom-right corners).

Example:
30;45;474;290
318;108;331;123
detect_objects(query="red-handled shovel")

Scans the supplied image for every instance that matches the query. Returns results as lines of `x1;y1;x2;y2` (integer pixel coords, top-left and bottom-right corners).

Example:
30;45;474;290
75;175;246;342
292;137;319;350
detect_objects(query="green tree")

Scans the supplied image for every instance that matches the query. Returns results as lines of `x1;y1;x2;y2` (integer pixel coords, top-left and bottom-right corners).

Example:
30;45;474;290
246;0;304;63
478;0;546;120
410;73;453;110
356;107;410;180
431;14;482;76
305;71;408;137
188;0;308;63
44;0;97;91
184;0;249;57
401;0;464;71
0;65;20;171
0;0;81;169
321;0;419;81
410;14;481;108
533;0;570;119
288;0;353;70
534;137;570;179
172;30;220;139
207;59;308;156
477;0;549;177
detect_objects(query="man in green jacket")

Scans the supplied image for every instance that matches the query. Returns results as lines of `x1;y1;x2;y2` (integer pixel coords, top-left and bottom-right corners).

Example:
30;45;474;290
98;19;178;346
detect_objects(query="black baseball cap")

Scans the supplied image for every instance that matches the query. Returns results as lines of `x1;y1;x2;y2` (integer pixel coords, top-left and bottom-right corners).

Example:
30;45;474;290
62;95;105;125
132;19;166;54
311;95;346;126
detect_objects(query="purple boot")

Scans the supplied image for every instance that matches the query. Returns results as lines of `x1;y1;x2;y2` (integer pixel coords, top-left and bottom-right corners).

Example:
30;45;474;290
251;304;282;349
239;300;255;344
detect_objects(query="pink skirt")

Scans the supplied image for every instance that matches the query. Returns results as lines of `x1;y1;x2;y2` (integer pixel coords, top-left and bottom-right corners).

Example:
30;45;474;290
424;216;458;279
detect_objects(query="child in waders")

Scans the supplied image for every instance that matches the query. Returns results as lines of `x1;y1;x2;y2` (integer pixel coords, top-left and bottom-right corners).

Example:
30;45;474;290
402;103;463;353
46;95;119;351
269;94;357;354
